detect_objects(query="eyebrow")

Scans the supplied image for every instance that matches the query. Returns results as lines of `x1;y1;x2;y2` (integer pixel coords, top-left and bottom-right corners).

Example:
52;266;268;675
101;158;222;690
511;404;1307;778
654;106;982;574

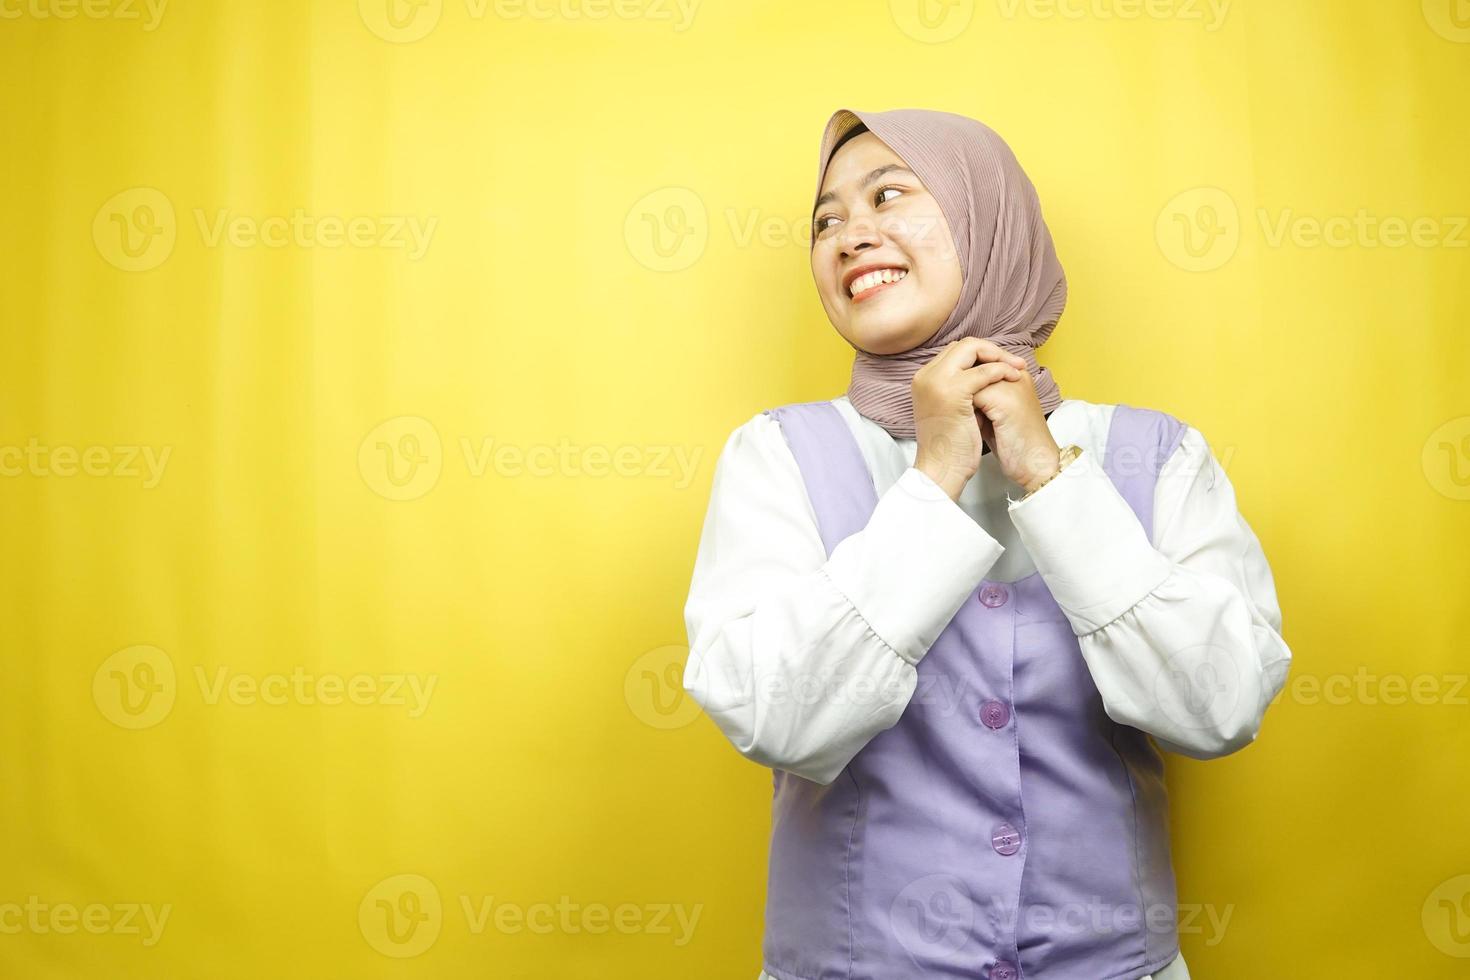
812;164;916;216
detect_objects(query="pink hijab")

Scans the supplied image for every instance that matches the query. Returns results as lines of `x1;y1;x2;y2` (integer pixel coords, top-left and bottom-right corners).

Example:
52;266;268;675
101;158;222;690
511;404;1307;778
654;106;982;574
812;108;1067;440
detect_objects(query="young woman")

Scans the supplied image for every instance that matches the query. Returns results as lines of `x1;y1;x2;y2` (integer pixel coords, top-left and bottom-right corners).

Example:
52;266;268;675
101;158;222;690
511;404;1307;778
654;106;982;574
682;107;1292;980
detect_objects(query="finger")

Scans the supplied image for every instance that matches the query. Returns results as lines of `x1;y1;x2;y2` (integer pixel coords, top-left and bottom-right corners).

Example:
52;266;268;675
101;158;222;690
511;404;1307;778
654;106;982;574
954;361;1021;394
977;413;996;453
934;337;1016;369
938;337;1028;371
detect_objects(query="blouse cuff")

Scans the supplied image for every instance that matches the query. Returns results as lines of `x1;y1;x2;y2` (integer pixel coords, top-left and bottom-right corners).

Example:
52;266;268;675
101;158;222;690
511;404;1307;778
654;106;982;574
1006;448;1172;635
825;466;1004;665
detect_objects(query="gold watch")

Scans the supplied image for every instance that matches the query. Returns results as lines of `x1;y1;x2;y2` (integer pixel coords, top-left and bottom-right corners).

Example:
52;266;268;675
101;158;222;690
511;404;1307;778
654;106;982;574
1020;444;1083;501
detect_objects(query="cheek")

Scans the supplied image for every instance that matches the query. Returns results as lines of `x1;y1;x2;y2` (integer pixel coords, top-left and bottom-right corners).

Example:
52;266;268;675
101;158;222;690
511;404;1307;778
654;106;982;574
913;250;962;310
810;249;839;298
898;210;959;275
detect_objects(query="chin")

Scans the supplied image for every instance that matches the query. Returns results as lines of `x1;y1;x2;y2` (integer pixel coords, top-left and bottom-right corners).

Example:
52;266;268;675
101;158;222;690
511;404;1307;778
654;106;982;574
848;319;929;355
856;336;910;356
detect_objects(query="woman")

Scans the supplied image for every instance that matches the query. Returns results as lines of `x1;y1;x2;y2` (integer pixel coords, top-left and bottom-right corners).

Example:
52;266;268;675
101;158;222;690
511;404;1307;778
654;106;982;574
682;107;1292;980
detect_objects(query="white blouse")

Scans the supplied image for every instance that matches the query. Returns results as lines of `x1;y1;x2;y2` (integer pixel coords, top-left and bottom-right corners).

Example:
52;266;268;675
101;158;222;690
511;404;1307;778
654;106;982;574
757;958;1191;980
683;396;1292;979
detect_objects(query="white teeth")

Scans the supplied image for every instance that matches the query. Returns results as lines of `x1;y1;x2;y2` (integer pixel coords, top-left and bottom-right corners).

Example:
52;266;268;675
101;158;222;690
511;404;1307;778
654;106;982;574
848;268;907;297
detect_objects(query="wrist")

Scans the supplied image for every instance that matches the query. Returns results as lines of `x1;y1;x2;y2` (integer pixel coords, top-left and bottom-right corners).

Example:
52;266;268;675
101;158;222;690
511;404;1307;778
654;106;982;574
1017;435;1063;493
915;457;968;503
1022;461;1061;495
1020;444;1083;500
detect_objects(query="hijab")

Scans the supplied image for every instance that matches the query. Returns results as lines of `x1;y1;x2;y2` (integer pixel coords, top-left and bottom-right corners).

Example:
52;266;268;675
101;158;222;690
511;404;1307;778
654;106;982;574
811;108;1067;440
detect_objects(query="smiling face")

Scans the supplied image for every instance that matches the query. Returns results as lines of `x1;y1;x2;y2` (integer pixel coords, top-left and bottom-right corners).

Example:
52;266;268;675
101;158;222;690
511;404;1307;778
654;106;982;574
810;131;963;355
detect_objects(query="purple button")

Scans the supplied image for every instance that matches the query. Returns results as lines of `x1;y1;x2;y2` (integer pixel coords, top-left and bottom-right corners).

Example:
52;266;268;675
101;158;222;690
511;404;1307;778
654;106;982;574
991;823;1022;856
990;961;1019;980
979;584;1009;608
980;699;1010;729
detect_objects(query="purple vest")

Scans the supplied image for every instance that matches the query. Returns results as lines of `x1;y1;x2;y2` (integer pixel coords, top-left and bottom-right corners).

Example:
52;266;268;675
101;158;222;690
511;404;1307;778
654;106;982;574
759;400;1189;980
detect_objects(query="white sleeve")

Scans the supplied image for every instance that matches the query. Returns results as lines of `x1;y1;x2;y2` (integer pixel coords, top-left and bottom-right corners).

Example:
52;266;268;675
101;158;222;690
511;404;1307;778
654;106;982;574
682;411;1005;785
1005;424;1293;759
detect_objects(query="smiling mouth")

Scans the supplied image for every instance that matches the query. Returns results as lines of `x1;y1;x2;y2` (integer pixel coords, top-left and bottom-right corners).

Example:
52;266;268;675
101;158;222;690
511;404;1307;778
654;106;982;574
848;268;908;303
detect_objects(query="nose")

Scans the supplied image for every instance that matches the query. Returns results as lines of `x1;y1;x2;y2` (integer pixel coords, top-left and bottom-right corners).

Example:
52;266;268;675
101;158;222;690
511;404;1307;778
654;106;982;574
838;213;882;257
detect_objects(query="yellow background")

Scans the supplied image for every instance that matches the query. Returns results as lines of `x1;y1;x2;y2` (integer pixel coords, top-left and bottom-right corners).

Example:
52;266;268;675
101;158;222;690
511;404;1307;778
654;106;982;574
2;0;1468;976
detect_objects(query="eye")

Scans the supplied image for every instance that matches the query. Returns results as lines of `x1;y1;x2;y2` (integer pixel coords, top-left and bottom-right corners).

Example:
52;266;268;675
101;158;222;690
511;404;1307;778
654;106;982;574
812;186;907;237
